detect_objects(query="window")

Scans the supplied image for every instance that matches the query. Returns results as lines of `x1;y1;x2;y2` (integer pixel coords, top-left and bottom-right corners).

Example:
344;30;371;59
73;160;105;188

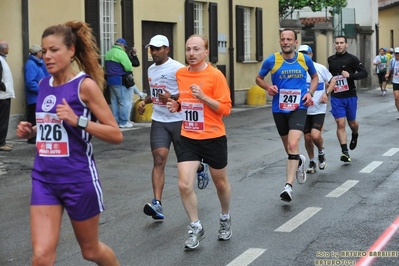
236;6;263;62
243;7;252;61
100;0;116;63
194;2;204;35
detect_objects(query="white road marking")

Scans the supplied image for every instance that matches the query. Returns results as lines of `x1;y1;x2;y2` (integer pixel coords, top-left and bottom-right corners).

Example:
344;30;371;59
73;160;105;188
383;148;399;156
325;180;359;198
275;207;321;232
226;248;266;266
359;161;383;173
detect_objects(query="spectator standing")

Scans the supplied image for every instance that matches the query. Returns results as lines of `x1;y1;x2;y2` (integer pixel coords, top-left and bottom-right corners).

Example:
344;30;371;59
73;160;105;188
0;40;15;151
167;35;233;249
298;45;336;174
385;47;399;120
104;38;134;128
24;44;49;144
127;45;147;100
328;35;368;163
255;29;318;202
373;48;388;96
16;21;122;265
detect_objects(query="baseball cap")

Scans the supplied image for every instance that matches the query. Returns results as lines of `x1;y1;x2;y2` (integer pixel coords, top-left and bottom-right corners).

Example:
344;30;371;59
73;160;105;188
115;38;127;47
298;45;312;53
394;47;399;54
145;35;169;48
29;44;42;54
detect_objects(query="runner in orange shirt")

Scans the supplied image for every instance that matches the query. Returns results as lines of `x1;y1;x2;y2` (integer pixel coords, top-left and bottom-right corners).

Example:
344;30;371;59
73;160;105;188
167;34;232;250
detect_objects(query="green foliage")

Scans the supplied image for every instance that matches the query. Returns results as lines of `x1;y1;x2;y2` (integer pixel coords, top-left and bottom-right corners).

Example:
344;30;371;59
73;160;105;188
279;0;347;20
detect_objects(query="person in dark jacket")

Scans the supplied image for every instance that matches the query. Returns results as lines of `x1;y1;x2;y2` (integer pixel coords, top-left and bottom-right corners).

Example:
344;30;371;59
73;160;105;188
24;44;49;144
328;35;368;163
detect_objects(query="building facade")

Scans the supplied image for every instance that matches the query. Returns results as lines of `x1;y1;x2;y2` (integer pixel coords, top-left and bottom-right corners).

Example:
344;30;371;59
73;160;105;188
1;0;280;140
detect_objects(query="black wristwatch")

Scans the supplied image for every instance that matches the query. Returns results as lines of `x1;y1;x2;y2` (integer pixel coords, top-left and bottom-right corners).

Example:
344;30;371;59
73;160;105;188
77;116;89;129
171;94;179;101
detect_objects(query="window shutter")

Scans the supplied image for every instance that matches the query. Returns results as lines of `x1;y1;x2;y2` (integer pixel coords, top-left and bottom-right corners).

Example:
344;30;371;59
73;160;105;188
185;0;195;40
236;5;244;62
209;2;218;63
121;0;134;47
85;0;100;46
256;7;263;62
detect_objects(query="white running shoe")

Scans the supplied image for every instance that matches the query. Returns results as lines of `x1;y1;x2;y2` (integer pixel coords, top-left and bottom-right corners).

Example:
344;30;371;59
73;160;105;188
119;121;134;128
296;155;307;184
280;184;293;202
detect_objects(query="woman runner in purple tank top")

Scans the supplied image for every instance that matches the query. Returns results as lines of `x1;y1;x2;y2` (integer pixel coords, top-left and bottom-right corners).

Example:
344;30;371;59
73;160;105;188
16;21;122;265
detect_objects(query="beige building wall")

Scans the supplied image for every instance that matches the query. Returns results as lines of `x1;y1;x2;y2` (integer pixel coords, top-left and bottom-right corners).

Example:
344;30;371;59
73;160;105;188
2;0;281;139
1;0;85;137
1;1;23;117
379;6;399;48
233;0;280;92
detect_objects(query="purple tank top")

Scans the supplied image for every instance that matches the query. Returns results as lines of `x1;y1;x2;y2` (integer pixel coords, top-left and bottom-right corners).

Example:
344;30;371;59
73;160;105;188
32;73;99;183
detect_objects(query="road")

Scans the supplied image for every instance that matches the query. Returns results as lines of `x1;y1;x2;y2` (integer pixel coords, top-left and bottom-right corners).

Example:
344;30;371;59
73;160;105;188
1;87;399;266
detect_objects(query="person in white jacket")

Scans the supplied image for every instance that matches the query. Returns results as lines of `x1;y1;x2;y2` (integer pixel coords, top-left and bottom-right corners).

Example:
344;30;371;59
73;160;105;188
0;40;15;151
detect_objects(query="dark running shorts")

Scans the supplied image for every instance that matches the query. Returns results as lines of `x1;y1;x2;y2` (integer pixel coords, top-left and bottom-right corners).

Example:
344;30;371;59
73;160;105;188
303;114;325;134
176;135;228;169
272;109;307;136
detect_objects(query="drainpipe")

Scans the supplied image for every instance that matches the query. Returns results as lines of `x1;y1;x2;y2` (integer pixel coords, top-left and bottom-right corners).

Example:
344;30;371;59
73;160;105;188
229;0;235;106
22;0;29;64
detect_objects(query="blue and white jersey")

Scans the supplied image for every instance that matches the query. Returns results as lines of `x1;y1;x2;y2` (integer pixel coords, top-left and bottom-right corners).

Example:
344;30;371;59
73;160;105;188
258;52;316;113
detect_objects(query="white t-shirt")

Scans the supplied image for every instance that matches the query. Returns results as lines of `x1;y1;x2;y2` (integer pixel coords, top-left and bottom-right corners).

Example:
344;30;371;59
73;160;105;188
148;58;184;122
389;59;399;84
373;55;388;74
306;62;333;115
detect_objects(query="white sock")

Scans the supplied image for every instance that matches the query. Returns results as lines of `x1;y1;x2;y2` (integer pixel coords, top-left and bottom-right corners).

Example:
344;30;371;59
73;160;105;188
220;213;230;220
191;220;202;230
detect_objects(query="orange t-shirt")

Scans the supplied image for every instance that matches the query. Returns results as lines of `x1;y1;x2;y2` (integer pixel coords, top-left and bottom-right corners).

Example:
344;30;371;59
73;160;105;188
176;65;232;140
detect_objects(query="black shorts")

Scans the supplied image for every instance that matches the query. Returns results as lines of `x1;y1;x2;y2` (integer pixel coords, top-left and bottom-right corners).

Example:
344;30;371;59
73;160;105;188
393;83;399;91
273;109;307;136
303;114;325;134
150;120;182;153
176;135;228;169
377;72;387;84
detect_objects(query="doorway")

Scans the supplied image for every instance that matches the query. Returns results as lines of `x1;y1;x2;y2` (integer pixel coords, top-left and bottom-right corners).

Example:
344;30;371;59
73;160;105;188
141;21;175;94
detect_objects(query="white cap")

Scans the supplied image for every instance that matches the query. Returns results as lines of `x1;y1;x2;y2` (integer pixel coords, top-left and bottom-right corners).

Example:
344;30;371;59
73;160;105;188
298;45;312;53
29;44;42;54
145;35;169;48
395;47;399;53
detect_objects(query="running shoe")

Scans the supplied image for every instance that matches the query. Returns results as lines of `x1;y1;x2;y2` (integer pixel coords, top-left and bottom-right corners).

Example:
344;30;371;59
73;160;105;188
218;216;232;241
197;162;210;190
349;135;358;150
143;199;164;220
184;224;205;250
318;152;327;170
340;151;351;163
296;155;307;184
280;184;293;202
119;121;134;128
306;161;317;174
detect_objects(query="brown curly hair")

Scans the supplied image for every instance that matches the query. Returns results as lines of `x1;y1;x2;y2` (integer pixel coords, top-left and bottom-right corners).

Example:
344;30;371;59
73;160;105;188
42;21;105;90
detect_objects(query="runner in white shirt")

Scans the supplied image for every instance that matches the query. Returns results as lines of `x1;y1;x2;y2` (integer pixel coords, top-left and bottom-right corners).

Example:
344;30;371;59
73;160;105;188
138;35;210;221
385;47;399;120
298;45;336;173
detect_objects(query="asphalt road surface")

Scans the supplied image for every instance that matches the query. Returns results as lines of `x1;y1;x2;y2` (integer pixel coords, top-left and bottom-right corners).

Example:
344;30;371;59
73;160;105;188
1;86;399;266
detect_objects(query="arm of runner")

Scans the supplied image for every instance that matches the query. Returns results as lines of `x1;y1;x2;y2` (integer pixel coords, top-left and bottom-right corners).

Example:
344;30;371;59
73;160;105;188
255;74;278;96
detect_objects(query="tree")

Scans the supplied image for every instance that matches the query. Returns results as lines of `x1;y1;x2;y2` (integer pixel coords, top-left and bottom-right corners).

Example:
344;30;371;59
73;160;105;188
279;0;347;20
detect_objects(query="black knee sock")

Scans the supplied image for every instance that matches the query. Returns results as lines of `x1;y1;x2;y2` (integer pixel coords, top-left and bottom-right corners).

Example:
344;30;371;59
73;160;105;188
341;144;348;153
